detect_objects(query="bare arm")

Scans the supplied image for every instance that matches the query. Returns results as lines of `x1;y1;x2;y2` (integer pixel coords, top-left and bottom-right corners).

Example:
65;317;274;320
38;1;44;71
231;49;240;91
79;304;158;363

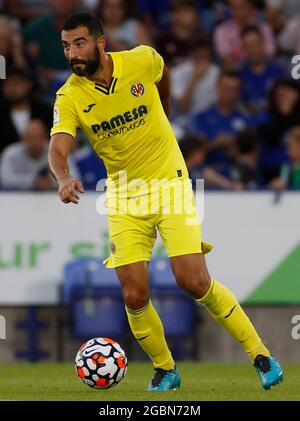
156;65;171;117
48;133;84;204
203;167;235;190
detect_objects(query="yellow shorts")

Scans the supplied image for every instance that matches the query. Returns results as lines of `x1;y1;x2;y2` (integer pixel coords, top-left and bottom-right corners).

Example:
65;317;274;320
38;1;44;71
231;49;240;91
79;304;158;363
103;181;213;268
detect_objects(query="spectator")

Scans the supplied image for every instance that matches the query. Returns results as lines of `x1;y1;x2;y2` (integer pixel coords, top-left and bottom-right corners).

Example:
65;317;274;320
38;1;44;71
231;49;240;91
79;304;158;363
240;25;285;113
1;0;51;25
0;67;53;154
24;0;78;89
156;0;207;66
73;146;107;191
137;0;173;33
137;0;216;35
0;16;29;71
278;14;300;55
97;0;152;51
256;79;300;182
266;0;300;33
270;125;300;190
231;128;263;189
171;35;220;125
179;133;207;181
179;133;235;190
0;119;54;190
189;70;253;173
214;0;276;68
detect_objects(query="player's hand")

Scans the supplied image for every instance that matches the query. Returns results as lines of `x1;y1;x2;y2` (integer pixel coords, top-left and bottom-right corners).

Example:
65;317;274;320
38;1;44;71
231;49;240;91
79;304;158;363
58;177;85;205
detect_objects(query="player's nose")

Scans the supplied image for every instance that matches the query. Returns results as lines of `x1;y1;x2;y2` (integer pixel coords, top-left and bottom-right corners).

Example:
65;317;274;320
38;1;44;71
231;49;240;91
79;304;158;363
68;45;79;59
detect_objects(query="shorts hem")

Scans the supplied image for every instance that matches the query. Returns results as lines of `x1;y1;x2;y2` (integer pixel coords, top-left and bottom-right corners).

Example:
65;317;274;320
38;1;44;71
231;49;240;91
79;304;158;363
103;256;151;269
168;241;213;257
168;249;203;258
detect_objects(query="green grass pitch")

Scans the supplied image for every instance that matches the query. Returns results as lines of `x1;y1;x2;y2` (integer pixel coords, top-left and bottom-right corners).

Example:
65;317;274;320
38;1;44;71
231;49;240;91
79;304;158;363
0;362;299;401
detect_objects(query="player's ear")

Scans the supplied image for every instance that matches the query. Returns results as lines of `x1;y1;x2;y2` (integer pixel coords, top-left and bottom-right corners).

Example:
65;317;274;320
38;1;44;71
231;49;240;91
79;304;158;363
97;35;106;52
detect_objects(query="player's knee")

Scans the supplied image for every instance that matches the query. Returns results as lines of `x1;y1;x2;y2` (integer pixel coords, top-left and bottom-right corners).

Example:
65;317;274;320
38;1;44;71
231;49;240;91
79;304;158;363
175;269;211;299
124;290;149;311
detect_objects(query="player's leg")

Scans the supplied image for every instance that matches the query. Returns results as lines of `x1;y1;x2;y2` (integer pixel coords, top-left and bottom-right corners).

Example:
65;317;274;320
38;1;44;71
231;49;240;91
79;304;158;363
103;212;179;390
116;261;180;391
170;252;283;390
170;253;270;359
157;181;283;390
116;261;174;369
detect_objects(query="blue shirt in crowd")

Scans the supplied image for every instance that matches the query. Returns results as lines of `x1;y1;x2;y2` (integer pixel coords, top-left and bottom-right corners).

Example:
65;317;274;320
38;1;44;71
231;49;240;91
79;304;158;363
189;105;253;170
137;0;214;31
240;61;285;111
74;147;107;191
255;110;289;173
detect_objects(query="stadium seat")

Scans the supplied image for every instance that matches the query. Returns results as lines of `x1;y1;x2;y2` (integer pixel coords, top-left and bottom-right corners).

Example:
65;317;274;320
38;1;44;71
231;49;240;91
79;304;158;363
62;258;127;340
149;258;198;359
63;258;121;304
63;258;98;305
71;287;127;338
149;257;178;292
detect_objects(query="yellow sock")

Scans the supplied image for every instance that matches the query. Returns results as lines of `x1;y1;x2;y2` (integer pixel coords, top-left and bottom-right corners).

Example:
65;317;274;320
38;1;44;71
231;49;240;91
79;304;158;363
126;300;175;370
197;279;270;363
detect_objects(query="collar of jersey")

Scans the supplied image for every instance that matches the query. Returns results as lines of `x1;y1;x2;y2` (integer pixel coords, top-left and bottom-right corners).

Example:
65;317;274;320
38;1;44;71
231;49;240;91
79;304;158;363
83;52;122;96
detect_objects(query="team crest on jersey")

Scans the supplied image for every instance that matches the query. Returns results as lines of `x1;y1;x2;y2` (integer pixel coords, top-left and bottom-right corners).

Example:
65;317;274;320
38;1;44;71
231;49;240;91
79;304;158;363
131;83;145;97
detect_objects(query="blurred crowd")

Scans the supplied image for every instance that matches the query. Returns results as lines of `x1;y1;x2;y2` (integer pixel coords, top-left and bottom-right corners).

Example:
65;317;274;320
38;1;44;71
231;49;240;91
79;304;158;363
1;0;300;191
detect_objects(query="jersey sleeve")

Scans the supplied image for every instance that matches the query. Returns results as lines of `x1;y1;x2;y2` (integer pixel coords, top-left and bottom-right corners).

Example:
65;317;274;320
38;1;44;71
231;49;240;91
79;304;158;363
148;46;164;84
136;45;164;84
50;93;80;138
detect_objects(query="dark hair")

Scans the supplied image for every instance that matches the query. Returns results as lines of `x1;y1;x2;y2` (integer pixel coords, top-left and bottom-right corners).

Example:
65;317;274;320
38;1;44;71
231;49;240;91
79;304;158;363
268;78;300;115
236;129;258;154
241;25;262;40
171;0;196;11
6;66;31;80
231;0;258;7
179;134;206;159
63;11;104;37
219;69;241;82
190;34;212;51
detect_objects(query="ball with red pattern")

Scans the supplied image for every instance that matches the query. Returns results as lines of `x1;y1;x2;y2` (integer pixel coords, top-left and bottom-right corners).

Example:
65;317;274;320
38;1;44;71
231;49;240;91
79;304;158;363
75;337;127;389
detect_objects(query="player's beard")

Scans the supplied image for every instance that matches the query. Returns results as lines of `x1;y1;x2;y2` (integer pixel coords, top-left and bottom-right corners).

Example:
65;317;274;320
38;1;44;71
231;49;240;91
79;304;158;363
70;47;101;77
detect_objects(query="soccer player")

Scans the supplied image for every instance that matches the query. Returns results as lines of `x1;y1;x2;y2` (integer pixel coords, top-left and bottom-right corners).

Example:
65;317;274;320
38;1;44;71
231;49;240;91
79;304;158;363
48;12;283;391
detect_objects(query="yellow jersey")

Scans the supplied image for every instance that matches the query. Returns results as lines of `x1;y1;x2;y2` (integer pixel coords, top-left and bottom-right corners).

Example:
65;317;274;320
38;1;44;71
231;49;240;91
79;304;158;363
50;45;188;198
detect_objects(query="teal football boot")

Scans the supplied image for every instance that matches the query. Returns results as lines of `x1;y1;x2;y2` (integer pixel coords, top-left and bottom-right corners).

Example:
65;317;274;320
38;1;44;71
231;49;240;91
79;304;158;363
147;367;181;391
254;354;283;390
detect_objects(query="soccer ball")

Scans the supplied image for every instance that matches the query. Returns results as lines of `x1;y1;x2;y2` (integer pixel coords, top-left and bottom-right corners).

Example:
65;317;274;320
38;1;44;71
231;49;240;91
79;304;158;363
75;337;128;389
